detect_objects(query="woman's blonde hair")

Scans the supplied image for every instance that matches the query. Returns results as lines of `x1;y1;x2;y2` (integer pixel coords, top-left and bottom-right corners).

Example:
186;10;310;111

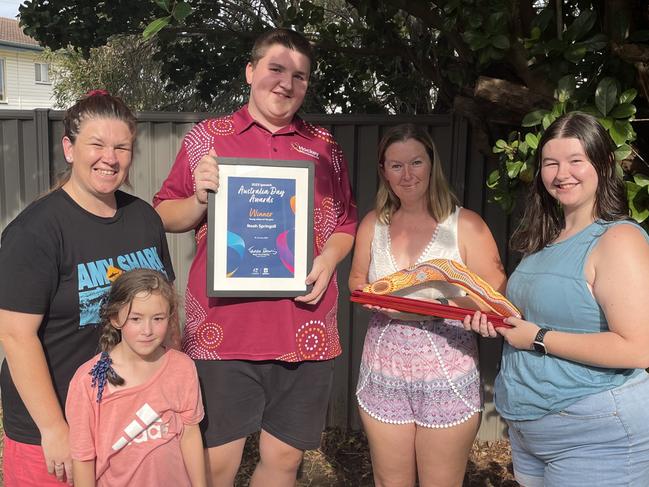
376;123;458;224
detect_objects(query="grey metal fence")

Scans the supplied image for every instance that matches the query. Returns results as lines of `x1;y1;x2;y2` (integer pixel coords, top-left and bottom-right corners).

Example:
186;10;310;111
0;109;518;441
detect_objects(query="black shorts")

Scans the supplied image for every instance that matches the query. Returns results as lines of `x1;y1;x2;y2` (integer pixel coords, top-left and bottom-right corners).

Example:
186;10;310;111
195;359;335;450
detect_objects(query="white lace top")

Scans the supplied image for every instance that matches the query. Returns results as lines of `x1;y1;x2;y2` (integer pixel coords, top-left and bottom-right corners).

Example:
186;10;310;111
368;206;466;301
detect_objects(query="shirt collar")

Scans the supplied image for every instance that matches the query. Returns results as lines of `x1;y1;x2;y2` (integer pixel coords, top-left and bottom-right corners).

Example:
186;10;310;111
233;105;313;140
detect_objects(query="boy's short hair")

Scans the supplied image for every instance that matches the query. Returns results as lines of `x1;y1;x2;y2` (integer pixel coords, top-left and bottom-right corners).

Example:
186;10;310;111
250;28;314;68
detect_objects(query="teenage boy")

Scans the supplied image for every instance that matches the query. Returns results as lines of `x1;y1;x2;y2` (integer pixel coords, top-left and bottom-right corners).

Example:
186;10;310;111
154;28;357;487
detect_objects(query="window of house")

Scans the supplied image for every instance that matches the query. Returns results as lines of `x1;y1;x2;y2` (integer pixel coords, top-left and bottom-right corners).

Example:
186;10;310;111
0;59;6;102
35;63;50;84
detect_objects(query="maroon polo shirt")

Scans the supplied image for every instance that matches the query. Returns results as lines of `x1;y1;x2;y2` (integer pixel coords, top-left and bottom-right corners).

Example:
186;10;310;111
154;106;357;361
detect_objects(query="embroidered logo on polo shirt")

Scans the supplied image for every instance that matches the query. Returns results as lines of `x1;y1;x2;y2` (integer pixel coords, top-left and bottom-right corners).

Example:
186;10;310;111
112;403;169;451
291;142;320;160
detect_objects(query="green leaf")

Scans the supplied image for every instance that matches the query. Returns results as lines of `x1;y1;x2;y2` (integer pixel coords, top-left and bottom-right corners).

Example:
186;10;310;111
172;2;192;22
486;12;507;32
522;109;549;127
487;169;501;188
463;31;489;50
626;182;649;223
478;49;491;64
532;8;554;32
609;120;633;146
565;9;596;41
580;105;601;117
491;35;510;50
555;75;576;102
490;189;514;213
544;38;563;54
468;15;482;28
525;132;539;150
614;144;632;161
488;46;505;60
595;78;618;116
443;0;460;13
143;16;171;39
582;33;608;52
634;174;649;187
495;139;508;149
563;44;587;63
551;101;565;118
598;116;614;130
619;88;637;104
506;161;524;178
626;181;640;198
542;112;556;130
519;161;535;183
501;193;515;213
154;0;171;12
609;103;636;119
530;26;541;40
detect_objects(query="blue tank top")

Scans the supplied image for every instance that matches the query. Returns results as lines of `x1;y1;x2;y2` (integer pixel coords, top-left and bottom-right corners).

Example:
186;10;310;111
495;220;647;420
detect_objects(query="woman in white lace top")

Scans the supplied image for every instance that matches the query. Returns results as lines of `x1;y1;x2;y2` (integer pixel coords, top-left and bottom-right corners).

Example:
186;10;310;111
349;123;506;487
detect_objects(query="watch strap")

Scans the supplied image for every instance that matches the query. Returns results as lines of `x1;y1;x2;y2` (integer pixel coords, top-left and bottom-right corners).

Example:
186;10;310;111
533;327;550;354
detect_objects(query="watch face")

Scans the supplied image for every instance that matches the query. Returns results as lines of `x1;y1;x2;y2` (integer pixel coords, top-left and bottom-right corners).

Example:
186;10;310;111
533;341;546;354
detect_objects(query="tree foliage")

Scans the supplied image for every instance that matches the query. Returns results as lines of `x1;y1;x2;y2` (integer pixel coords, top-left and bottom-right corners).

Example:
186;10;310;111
19;0;649;218
43;36;218;110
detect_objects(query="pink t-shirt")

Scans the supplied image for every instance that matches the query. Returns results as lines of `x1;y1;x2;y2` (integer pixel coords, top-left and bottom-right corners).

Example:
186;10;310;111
154;106;358;361
66;349;204;487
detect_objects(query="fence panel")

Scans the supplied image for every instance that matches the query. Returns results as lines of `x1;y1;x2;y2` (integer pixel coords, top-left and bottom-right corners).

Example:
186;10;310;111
0;109;511;440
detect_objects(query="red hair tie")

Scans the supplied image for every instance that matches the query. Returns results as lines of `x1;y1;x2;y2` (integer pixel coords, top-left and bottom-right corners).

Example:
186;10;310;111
86;89;110;97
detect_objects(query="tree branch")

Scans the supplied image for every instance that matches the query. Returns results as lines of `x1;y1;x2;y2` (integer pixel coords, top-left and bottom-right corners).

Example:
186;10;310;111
612;42;649;63
387;0;473;63
506;40;555;97
473;76;553;116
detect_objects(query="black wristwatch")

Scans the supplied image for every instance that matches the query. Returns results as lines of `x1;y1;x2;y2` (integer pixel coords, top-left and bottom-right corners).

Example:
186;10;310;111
533;328;551;354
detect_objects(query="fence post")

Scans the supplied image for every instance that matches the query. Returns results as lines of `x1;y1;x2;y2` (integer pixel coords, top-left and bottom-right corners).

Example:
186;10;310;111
34;108;51;191
450;113;469;204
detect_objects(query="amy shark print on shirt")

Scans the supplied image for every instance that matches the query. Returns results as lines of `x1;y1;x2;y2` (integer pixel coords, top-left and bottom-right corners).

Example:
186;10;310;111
77;246;167;327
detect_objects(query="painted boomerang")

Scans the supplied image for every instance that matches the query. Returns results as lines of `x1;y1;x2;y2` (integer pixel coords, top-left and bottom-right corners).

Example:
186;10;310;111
350;258;521;328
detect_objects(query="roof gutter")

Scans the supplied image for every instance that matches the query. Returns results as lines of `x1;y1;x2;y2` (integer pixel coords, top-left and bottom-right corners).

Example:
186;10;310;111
0;40;43;51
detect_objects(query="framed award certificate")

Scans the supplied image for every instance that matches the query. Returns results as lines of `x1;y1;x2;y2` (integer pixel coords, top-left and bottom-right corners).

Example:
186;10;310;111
207;158;315;297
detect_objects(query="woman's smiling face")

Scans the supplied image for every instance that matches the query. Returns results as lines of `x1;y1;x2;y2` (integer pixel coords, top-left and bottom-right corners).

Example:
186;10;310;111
540;137;599;214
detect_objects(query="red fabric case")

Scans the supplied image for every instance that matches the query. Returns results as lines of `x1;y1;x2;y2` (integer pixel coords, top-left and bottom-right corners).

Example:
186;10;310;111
350;290;513;328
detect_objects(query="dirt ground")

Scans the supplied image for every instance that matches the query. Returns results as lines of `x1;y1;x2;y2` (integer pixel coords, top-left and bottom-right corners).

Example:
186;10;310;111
0;425;516;486
235;429;517;486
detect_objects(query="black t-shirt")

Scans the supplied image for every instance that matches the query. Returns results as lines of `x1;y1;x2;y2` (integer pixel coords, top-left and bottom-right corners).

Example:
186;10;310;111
0;189;175;444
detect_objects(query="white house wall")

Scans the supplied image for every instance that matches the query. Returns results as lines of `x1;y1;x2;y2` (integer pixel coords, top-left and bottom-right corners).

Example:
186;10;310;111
0;46;54;109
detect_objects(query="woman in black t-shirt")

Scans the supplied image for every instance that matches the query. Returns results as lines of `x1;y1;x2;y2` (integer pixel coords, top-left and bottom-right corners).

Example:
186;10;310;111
0;91;175;486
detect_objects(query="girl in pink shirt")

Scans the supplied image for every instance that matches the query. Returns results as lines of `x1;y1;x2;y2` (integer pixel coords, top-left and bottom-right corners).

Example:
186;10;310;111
66;269;206;486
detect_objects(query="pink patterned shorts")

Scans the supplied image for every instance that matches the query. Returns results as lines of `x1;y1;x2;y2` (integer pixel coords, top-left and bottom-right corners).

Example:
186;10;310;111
356;312;483;428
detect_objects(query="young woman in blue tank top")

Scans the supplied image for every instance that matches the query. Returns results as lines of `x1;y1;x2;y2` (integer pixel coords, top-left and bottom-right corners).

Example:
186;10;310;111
464;112;649;487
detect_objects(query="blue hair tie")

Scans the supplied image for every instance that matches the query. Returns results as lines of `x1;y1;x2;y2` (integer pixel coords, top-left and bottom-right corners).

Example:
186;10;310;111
89;351;118;402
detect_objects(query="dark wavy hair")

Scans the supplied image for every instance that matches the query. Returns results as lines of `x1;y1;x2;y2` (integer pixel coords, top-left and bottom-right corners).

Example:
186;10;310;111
510;112;629;254
98;268;177;386
375;123;458;224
